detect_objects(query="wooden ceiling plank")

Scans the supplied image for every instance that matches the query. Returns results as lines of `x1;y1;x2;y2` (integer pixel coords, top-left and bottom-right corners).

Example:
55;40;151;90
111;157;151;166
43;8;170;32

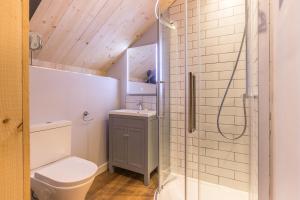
60;0;123;65
30;0;52;29
88;1;156;69
30;0;176;71
72;0;154;68
30;0;73;55
69;0;140;67
49;0;109;63
36;0;103;61
88;6;156;69
74;0;176;69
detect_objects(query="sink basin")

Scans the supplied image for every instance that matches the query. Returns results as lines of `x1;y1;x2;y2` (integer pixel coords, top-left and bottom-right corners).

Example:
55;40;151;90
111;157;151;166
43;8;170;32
109;109;156;117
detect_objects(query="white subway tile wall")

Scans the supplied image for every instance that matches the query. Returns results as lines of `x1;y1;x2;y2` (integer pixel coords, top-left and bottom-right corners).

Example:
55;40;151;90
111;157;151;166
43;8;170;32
125;95;157;111
168;0;251;191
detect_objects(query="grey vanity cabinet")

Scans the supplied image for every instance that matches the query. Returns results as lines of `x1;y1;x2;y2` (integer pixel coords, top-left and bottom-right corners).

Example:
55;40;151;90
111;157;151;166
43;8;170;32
127;128;145;169
109;114;158;185
111;127;128;165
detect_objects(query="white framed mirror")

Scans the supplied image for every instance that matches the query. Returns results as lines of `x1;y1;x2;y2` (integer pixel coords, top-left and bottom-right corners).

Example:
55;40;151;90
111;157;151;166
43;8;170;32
127;43;157;96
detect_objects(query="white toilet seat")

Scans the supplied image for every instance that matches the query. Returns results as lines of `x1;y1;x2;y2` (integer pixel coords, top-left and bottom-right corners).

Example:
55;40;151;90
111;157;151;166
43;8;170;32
32;156;98;188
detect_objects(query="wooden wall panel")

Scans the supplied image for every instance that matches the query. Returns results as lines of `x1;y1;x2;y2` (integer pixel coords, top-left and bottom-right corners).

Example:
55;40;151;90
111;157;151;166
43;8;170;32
0;0;29;199
30;0;175;73
22;0;30;199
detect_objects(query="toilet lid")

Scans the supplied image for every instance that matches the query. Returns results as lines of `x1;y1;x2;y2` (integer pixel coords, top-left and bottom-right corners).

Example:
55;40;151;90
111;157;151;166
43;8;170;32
33;156;97;187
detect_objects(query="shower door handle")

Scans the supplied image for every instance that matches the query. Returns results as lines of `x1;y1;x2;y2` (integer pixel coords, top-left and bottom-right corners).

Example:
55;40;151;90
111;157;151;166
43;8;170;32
189;72;196;133
157;80;166;118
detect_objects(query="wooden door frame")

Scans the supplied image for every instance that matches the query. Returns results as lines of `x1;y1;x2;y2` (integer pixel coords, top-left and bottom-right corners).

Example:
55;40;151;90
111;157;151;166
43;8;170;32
22;0;30;199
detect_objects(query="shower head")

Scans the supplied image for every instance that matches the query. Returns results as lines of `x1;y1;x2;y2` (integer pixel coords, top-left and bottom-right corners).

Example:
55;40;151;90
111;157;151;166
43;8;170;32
154;0;176;30
159;18;176;30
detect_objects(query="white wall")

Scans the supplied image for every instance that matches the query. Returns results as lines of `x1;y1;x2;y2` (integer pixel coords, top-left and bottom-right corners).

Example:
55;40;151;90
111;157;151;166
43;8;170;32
30;66;120;168
272;0;300;199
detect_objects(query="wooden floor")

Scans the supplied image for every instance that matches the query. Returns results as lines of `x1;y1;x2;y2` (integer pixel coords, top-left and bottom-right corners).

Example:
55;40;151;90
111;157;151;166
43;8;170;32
86;168;158;200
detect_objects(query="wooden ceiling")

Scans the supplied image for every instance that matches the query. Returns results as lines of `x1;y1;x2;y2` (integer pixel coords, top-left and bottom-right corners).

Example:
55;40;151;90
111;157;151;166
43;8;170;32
30;0;175;73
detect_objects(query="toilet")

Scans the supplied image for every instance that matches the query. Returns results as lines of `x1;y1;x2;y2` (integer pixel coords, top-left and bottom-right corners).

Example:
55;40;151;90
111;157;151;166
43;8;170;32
30;121;98;200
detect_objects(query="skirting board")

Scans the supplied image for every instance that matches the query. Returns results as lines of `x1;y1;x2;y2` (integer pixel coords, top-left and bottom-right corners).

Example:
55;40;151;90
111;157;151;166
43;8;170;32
95;162;108;176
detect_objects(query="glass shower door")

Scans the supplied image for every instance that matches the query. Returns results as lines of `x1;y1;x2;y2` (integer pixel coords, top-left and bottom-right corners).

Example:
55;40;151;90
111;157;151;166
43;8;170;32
157;0;260;199
157;12;172;189
157;4;190;199
157;1;200;199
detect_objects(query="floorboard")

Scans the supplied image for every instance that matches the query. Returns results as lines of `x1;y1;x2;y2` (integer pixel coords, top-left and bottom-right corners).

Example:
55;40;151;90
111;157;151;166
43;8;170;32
86;168;158;200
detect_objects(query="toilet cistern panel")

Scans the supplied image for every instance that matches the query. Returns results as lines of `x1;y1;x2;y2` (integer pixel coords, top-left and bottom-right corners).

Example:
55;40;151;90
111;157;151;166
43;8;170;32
30;120;72;170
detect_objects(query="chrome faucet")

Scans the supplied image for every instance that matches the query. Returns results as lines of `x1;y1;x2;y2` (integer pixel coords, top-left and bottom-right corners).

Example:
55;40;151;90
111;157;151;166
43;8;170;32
137;101;143;111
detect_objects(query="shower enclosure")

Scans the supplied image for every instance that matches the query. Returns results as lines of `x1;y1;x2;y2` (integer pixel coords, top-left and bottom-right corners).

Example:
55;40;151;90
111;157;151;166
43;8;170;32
156;0;260;199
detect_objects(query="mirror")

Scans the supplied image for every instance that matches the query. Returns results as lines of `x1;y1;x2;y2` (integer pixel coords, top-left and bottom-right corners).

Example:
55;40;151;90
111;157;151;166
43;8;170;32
127;43;157;95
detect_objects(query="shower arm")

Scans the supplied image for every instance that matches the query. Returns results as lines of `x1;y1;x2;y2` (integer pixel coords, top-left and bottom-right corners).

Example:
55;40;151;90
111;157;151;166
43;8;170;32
155;0;160;20
154;0;176;30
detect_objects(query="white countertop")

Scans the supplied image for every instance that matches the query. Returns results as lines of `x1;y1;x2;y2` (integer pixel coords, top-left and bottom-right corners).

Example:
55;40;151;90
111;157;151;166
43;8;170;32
109;109;156;117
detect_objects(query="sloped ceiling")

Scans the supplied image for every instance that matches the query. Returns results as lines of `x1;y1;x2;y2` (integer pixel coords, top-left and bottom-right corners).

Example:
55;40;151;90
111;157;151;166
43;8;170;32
30;0;175;73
